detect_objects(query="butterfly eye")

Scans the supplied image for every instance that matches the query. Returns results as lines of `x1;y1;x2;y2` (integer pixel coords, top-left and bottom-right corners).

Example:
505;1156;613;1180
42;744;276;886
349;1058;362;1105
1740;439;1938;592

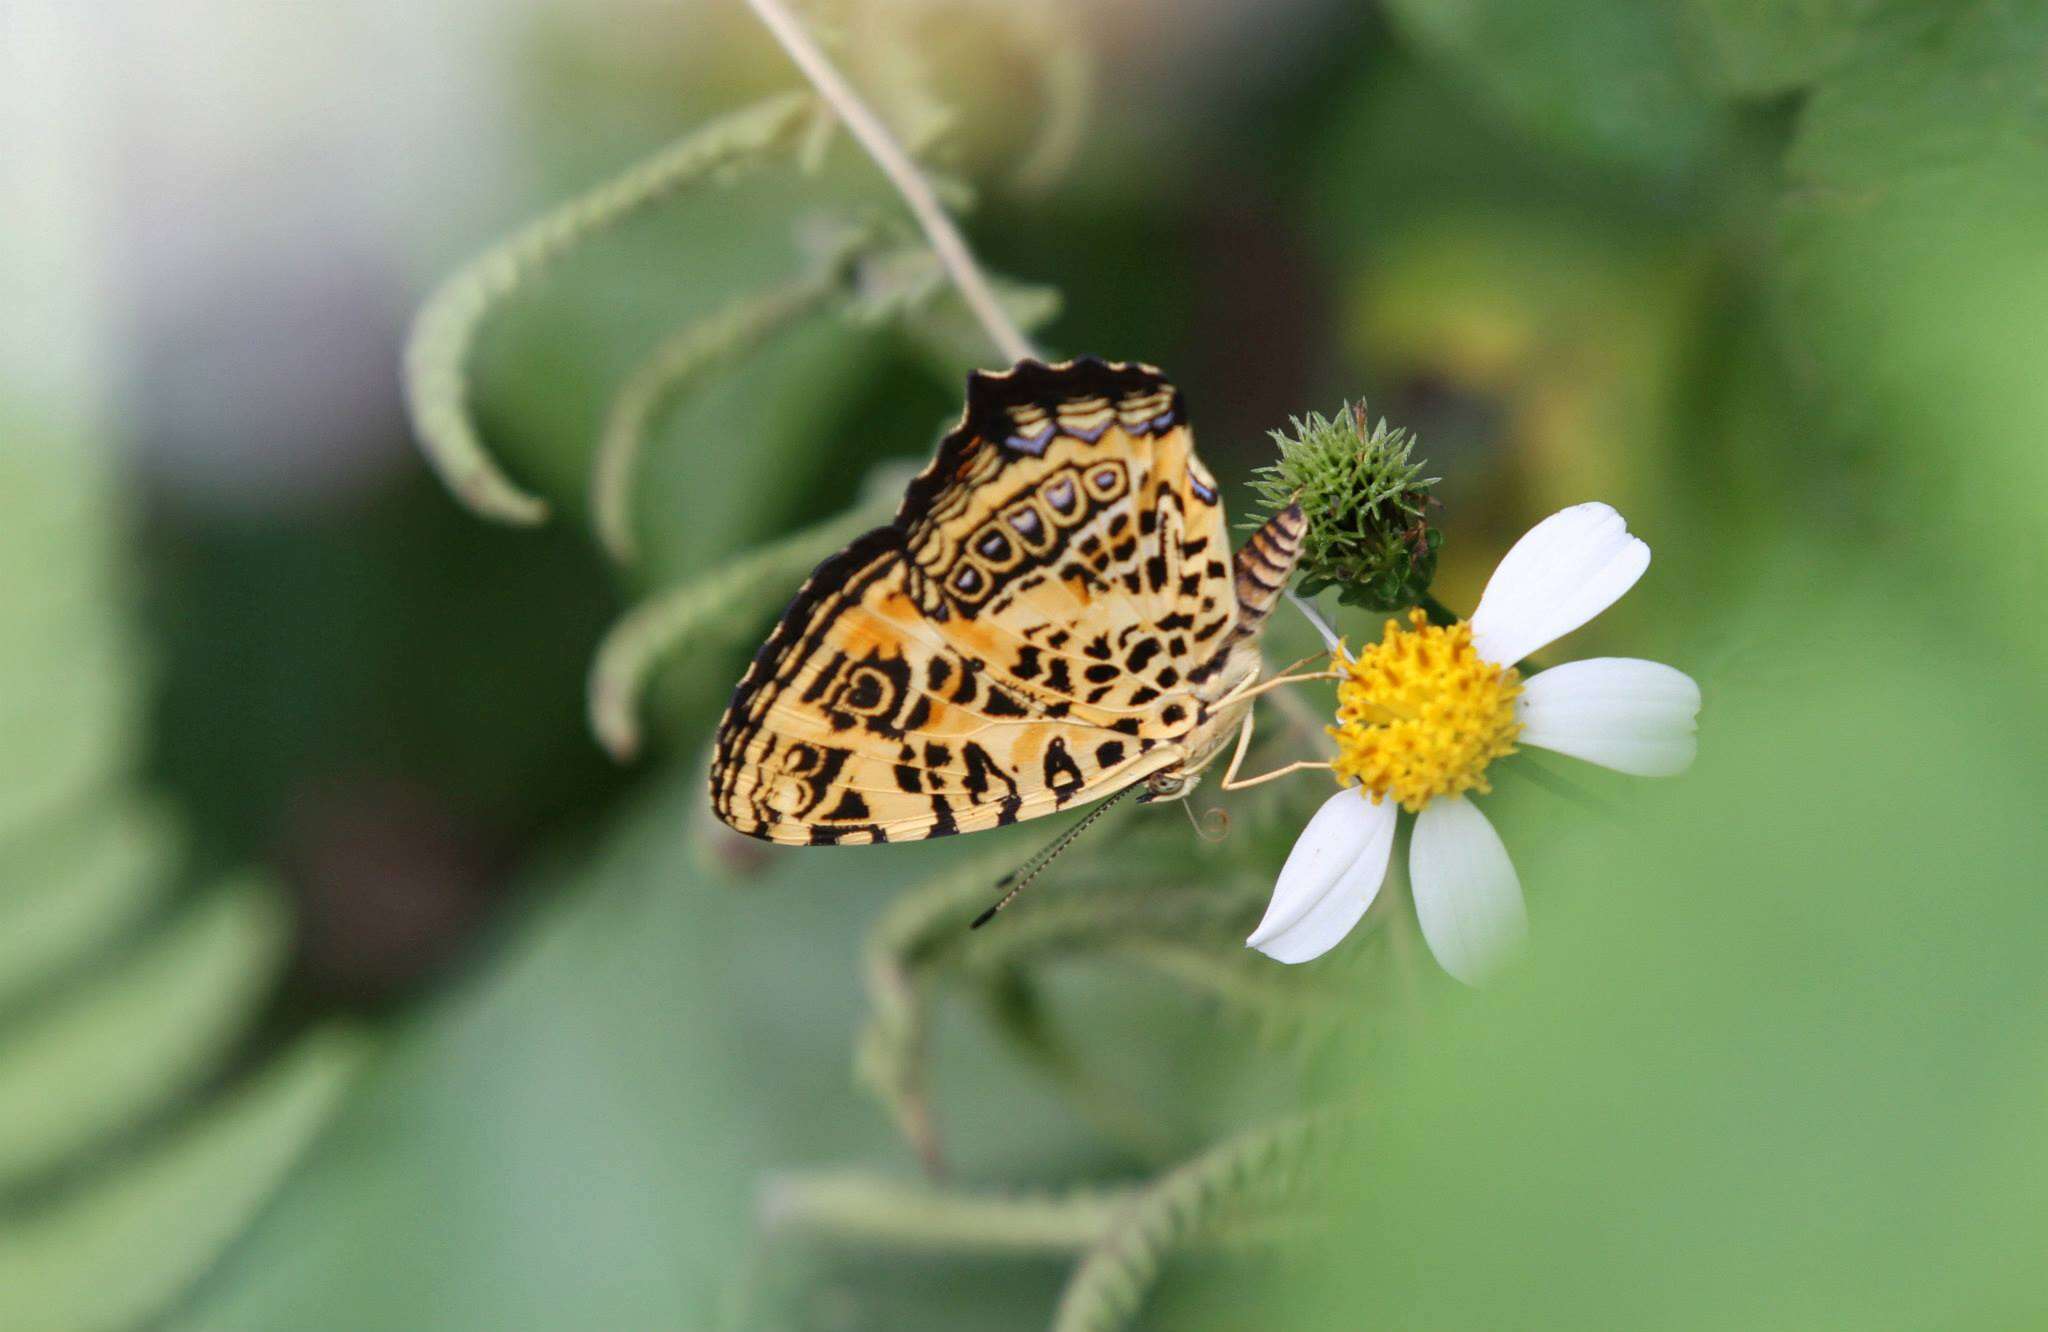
1146;770;1188;798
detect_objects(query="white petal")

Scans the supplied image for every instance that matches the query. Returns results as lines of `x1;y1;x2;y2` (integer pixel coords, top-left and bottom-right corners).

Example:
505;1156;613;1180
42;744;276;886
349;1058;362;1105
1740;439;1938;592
1409;796;1526;986
1247;788;1397;964
1469;503;1651;667
1516;657;1701;776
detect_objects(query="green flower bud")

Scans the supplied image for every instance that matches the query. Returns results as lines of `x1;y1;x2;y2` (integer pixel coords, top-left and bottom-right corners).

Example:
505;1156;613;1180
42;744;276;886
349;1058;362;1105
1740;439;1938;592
1248;402;1440;613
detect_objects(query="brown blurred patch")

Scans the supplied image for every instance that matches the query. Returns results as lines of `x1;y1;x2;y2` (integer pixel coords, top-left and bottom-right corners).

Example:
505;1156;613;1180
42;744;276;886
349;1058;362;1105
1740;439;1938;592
278;775;507;1006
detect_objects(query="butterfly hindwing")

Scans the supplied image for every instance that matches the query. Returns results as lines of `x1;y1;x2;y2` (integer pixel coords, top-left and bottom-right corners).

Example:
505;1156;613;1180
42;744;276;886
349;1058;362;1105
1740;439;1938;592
710;358;1240;845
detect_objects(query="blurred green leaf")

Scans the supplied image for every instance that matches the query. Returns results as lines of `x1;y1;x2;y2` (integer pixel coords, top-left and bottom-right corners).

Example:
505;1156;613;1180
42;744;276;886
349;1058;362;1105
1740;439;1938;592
175;777;778;1331
0;875;288;1188
1778;0;2048;665
1380;0;1725;178
0;1031;370;1332
0;425;145;845
0;798;173;1015
175;763;1305;1329
0;40;362;1325
0;404;345;1327
0;416;350;1329
1682;0;1888;96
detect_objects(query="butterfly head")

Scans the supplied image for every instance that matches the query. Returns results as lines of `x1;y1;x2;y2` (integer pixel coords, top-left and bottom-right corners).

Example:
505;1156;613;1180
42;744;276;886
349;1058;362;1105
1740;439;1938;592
1139;767;1197;802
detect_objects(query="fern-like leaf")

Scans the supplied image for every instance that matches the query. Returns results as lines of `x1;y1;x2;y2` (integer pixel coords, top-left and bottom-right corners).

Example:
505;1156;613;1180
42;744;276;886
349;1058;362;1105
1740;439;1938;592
1051;1110;1348;1332
592;272;849;564
587;488;896;761
402;91;820;524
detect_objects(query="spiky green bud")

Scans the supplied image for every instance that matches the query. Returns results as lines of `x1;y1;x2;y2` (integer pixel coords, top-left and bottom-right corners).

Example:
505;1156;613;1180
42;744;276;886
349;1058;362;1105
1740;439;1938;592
1247;402;1440;613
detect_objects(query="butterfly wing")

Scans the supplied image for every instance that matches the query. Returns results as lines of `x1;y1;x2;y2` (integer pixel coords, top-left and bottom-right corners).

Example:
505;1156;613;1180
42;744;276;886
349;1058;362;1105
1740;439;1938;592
710;357;1241;845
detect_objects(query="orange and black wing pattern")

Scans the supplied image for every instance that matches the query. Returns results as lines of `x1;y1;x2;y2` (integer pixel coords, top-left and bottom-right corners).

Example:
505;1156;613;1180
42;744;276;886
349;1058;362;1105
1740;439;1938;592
709;357;1241;845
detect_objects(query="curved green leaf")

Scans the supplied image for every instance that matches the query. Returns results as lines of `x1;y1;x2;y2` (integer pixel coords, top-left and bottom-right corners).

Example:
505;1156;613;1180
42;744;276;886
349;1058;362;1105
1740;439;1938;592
0;798;175;1015
0;875;289;1189
0;1030;370;1332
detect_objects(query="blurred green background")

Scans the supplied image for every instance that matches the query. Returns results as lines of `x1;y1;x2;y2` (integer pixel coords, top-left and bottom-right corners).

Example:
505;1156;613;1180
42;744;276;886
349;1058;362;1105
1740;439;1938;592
3;1;2043;1328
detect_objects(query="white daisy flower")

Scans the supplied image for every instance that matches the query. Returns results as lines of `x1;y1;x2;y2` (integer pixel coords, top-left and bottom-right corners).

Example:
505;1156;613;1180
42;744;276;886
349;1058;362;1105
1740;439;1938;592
1247;503;1700;984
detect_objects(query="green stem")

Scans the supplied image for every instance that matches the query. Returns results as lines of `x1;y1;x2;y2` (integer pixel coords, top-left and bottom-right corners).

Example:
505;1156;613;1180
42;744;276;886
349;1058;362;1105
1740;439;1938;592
758;1169;1307;1258
742;0;1036;364
760;1171;1139;1254
1417;592;1461;628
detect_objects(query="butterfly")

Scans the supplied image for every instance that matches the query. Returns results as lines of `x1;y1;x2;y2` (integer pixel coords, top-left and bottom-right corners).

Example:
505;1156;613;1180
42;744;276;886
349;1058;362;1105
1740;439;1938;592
710;357;1310;848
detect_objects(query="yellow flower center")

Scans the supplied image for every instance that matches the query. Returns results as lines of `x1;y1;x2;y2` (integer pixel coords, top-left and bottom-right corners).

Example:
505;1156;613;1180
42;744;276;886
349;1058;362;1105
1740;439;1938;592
1329;609;1522;813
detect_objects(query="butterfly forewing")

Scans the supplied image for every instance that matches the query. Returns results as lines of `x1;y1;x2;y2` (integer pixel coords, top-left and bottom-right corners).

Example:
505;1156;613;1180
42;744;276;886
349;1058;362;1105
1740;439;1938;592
710;358;1240;846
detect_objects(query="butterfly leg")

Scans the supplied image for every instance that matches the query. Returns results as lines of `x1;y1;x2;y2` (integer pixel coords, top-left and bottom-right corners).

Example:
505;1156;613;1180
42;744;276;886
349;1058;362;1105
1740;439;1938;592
1215;701;1334;792
1269;650;1334;679
1218;711;1257;787
1220;759;1332;791
1218;667;1342;710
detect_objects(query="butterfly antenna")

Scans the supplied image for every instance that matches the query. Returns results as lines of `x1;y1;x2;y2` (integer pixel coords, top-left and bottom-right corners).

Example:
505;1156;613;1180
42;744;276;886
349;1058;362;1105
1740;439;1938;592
970;787;1134;929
